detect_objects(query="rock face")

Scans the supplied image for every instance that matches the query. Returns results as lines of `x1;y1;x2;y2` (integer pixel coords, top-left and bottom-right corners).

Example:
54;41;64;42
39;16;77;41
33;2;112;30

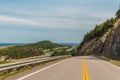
78;19;120;59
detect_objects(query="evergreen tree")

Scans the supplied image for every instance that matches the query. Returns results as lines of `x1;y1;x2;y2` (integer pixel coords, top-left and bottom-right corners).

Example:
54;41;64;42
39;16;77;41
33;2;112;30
116;8;120;18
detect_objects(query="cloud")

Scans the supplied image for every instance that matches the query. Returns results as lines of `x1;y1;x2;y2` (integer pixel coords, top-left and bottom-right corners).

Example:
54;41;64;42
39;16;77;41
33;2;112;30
0;6;115;29
0;0;118;43
0;15;40;25
0;15;81;28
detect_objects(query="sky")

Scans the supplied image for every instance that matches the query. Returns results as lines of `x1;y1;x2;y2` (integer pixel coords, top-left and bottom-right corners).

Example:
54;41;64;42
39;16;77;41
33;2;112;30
0;0;119;43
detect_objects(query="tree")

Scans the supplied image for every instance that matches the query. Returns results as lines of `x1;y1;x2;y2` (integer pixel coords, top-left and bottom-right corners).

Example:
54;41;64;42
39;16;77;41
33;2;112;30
116;8;120;18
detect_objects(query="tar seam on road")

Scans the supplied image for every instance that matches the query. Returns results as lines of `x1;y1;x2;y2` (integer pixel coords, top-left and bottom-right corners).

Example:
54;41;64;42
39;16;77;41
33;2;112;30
82;57;90;80
16;59;66;80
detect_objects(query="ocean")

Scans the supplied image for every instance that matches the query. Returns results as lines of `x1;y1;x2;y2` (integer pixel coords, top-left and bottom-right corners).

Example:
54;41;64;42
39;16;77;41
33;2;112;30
0;43;28;46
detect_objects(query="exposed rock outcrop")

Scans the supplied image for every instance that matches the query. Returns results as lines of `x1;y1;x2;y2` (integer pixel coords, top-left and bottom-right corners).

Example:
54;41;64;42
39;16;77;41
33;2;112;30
78;19;120;59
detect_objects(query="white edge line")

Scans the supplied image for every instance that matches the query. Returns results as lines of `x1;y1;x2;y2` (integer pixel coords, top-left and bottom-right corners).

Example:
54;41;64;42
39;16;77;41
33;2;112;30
16;59;67;80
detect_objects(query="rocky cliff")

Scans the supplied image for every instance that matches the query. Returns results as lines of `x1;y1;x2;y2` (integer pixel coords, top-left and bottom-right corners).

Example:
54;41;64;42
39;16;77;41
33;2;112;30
78;19;120;59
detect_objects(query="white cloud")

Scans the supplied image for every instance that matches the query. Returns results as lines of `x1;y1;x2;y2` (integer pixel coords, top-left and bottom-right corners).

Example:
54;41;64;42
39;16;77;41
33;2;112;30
0;6;115;29
0;15;80;28
0;15;39;25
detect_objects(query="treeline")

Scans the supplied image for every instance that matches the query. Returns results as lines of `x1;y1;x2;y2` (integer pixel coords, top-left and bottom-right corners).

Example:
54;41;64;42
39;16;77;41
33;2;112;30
80;17;117;47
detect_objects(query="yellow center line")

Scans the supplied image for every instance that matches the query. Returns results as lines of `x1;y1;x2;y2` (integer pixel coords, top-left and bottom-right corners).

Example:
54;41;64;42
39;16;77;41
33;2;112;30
82;57;90;80
84;59;90;80
82;58;85;80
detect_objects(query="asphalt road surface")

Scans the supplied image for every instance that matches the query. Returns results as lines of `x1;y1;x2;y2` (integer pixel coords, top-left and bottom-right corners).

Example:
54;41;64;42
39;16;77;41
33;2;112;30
7;56;120;80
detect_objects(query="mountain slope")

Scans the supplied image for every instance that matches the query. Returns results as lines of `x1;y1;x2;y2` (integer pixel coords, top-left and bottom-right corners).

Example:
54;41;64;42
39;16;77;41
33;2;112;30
77;15;120;59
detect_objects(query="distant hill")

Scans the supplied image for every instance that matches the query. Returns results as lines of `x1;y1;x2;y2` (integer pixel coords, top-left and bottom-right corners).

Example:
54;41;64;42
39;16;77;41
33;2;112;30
77;9;120;60
28;40;65;49
0;40;69;59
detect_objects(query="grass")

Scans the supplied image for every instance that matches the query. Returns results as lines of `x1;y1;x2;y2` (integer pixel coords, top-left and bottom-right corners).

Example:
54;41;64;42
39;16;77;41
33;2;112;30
0;61;12;64
109;60;120;67
94;55;120;67
0;46;13;50
0;65;33;80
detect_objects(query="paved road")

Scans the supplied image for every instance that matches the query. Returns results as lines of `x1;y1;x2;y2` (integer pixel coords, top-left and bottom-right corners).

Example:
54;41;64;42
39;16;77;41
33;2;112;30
8;56;120;80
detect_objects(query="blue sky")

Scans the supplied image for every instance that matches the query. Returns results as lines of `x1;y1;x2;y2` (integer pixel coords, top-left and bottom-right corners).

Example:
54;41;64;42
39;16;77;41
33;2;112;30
0;0;119;43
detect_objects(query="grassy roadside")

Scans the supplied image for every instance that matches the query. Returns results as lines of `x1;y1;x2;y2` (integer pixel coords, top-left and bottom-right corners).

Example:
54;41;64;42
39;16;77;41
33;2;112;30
0;61;12;64
0;56;71;80
94;55;120;67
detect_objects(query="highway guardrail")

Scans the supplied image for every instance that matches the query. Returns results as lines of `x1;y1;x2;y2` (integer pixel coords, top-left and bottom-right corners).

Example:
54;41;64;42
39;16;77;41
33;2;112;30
0;55;71;71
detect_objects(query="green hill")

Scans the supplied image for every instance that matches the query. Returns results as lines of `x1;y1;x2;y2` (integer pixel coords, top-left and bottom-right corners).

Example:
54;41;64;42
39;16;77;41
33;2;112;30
30;40;63;49
0;40;69;59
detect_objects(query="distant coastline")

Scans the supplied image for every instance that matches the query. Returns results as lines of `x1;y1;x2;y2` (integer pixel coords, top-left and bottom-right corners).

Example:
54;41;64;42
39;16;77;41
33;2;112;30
0;43;29;46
